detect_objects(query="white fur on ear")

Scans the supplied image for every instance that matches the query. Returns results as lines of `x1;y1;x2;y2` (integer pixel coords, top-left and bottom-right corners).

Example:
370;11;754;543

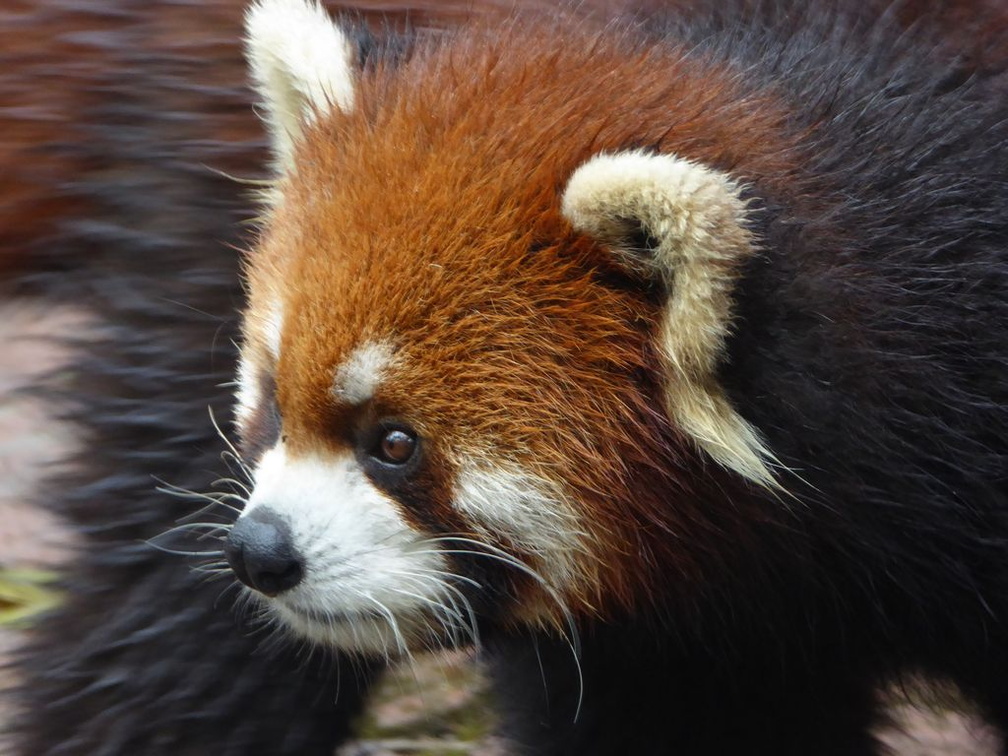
245;0;357;172
562;150;780;488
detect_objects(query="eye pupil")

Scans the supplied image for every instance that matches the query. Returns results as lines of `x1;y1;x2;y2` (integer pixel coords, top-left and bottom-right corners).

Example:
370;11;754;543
379;428;416;465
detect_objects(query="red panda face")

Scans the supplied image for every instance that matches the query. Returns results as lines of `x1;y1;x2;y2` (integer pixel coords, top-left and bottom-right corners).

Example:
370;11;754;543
233;142;663;651
228;0;792;655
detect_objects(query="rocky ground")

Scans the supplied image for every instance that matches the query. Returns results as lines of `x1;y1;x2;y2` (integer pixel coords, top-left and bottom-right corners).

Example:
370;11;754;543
0;300;1000;754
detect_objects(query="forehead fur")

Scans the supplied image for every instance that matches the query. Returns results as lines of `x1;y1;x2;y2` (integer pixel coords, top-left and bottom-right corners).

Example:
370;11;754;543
254;24;793;399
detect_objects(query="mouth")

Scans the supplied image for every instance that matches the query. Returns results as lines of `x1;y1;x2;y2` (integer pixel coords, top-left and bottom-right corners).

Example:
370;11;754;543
273;600;386;627
267;597;422;655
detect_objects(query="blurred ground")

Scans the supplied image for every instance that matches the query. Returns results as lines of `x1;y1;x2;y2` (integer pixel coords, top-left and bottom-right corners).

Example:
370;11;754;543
0;302;82;750
0;300;1000;754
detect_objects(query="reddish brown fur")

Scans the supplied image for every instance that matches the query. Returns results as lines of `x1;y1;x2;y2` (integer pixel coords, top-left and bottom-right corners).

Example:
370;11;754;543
247;20;807;620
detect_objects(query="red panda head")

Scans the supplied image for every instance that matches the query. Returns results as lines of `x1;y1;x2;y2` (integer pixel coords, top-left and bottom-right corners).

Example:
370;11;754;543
227;0;793;655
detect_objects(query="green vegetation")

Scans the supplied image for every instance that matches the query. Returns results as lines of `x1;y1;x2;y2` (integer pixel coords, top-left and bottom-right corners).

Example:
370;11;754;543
0;568;60;628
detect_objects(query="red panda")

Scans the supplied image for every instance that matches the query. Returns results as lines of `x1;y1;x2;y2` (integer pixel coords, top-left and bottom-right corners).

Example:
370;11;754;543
219;0;1008;753
4;0;1006;754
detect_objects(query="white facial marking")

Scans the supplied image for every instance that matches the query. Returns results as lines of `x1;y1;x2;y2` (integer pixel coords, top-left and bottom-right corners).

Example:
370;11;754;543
245;0;357;172
233;302;283;431
332;341;395;406
233;353;260;430
242;445;451;654
454;462;586;593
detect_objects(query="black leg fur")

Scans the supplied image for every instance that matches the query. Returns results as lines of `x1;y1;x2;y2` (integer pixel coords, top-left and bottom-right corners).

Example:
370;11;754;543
488;627;886;756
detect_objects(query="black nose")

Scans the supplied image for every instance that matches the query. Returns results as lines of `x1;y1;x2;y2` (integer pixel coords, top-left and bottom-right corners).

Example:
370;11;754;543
224;508;304;596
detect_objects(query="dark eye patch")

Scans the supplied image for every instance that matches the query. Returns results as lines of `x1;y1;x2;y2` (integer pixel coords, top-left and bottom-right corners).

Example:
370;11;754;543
238;372;281;466
356;419;423;489
355;422;467;539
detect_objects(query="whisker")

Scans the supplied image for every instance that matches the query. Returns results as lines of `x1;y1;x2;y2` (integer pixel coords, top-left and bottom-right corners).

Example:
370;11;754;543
420;535;584;721
153;479;244;529
220;449;251;475
389;580;470;649
208;406;254;483
387;559;485;590
212;474;252;499
145;537;227;558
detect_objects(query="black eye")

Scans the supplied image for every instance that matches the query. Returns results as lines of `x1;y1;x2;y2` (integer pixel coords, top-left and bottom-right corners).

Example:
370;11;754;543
373;427;417;466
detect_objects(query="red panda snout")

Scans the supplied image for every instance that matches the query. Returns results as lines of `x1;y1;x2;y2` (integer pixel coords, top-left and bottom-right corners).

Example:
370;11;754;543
235;442;455;655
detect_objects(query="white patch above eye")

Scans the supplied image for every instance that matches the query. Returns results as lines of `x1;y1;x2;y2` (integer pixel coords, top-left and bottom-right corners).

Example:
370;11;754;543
332;340;395;406
245;0;357;172
241;445;455;655
453;463;587;596
562;150;781;489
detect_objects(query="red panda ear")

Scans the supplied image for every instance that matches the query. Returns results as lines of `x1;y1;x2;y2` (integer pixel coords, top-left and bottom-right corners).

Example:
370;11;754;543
562;150;781;488
244;0;356;174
